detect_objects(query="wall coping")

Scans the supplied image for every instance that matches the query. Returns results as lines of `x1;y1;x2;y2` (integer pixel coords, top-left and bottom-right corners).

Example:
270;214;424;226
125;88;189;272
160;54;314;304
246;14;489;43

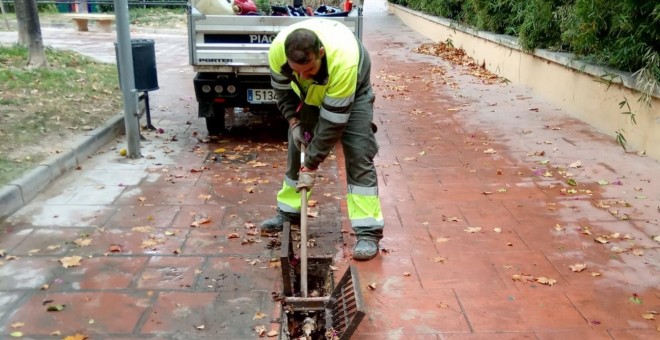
391;4;659;99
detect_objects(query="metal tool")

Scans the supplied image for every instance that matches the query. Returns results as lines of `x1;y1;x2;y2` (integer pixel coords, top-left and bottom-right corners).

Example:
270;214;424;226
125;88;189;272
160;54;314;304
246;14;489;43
279;146;366;339
300;144;309;297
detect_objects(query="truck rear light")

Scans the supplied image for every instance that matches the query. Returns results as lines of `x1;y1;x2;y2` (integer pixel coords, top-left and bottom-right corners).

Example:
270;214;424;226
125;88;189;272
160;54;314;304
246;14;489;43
202;85;211;93
214;85;223;93
227;85;236;94
213;98;226;103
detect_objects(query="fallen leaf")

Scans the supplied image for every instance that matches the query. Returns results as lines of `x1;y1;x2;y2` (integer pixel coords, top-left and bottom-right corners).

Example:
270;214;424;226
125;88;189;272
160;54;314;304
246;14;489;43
267;330;278;337
483;148;497;154
566;178;578;186
108;244;122;253
131;226;153;233
442;216;462;222
253;312;267;320
196;324;205;330
435;237;451;243
629;294;643;304
403;272;411;277
191;214;211;227
10;322;24;328
493;228;502;233
46;304;66;312
597;180;609;186
535;276;557;286
59;256;82;268
73;238;92;247
10;332;23;338
594;236;609;244
254;325;266;336
590;272;601;277
569;263;587;272
432;256;446;263
227;233;240;239
568;160;582;168
554;224;565;231
437;302;449;308
464;227;482;233
41;284;49;290
512;274;535;283
367;283;377;290
642;311;657;320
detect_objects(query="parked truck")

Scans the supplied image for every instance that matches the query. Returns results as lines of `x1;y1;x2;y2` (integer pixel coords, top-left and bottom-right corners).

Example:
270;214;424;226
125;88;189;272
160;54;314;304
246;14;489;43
186;1;363;135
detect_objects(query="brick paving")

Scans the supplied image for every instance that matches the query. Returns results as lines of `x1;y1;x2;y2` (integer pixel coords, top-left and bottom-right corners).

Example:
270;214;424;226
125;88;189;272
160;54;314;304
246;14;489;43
1;2;659;339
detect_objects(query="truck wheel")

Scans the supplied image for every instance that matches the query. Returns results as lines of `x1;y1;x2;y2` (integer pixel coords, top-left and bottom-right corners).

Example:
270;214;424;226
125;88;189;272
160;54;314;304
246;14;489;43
205;103;226;136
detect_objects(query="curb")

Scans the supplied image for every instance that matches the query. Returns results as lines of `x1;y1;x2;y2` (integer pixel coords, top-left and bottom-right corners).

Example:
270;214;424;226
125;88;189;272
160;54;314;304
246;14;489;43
0;114;125;221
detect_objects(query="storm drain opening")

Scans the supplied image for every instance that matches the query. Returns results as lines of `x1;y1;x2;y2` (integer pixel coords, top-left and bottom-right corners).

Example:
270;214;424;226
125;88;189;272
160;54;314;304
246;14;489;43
280;222;366;339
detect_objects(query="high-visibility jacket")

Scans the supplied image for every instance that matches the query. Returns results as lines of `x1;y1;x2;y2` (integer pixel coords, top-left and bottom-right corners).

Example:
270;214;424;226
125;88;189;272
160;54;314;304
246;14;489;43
269;18;371;170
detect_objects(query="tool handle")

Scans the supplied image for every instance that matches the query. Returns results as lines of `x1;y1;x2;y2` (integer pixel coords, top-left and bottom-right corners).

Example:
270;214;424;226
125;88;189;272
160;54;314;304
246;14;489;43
300;145;308;297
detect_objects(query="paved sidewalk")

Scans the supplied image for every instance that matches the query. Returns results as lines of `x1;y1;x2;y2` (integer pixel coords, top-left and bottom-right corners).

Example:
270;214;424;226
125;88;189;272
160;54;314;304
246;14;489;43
2;2;660;339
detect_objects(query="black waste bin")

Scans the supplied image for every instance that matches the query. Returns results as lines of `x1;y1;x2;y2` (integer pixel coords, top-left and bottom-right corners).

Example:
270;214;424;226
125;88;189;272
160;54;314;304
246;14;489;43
115;39;159;91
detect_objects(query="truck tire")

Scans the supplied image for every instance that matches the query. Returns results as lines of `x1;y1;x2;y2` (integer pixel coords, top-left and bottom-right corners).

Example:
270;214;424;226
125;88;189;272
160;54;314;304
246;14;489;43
205;103;226;136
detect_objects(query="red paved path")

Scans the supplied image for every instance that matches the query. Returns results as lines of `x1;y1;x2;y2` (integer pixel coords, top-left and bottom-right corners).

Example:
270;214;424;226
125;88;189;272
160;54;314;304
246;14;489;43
0;2;658;339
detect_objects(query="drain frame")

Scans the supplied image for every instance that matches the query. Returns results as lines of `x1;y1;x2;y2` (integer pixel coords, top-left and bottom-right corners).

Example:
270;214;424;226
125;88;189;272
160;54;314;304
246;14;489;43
279;222;366;339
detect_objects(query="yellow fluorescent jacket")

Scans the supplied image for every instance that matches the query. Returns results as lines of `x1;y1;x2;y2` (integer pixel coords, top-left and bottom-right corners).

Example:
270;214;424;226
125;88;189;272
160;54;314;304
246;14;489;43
268;18;360;124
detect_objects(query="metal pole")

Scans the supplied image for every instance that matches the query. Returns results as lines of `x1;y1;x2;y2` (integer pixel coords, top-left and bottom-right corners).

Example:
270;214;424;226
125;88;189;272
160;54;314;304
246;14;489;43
300;146;308;297
113;0;141;158
0;0;10;30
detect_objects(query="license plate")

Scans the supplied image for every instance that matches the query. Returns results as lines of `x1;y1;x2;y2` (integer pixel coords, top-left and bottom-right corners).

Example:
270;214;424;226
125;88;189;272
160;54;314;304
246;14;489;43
247;89;277;104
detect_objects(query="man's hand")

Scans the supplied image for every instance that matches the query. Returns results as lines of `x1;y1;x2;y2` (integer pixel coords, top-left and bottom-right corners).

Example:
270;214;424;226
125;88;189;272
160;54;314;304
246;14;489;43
289;122;304;150
296;167;317;193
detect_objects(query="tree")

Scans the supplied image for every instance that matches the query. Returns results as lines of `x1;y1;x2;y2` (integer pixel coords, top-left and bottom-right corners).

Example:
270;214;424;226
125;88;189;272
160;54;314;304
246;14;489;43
14;0;28;44
23;0;48;68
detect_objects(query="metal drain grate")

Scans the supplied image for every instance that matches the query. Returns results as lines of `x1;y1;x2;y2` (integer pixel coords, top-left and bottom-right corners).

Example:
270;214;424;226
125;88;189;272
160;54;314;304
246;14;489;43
324;265;366;339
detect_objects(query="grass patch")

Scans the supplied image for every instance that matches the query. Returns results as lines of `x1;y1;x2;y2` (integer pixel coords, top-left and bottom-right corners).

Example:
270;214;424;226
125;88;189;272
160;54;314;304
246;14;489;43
0;45;122;186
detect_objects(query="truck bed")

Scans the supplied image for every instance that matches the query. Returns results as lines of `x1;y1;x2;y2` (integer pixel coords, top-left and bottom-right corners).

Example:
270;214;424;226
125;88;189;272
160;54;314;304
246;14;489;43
187;5;363;73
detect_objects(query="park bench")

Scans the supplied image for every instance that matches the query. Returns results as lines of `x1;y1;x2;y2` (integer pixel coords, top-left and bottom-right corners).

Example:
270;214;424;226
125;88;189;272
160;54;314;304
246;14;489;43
64;13;115;33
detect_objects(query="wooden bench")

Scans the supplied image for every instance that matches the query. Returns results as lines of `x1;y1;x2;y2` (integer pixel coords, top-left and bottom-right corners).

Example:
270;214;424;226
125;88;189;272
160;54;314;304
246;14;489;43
65;13;115;33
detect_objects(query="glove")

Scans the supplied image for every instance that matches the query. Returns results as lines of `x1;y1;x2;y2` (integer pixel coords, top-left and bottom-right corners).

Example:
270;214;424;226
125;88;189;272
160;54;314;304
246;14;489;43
296;167;317;193
290;122;304;150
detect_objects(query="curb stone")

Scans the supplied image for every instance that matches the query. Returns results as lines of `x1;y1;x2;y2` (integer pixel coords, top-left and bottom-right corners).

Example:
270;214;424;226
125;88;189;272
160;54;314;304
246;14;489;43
0;114;125;221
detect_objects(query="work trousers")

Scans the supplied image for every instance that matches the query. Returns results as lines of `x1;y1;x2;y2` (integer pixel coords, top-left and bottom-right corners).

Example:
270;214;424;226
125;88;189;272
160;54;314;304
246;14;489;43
275;87;384;241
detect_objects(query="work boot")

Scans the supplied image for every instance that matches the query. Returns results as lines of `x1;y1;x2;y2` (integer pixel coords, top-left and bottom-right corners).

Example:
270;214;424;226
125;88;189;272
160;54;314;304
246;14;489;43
260;210;300;233
352;239;379;261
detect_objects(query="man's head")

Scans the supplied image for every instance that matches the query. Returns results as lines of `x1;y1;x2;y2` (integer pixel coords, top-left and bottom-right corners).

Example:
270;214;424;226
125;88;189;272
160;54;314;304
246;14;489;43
284;28;325;80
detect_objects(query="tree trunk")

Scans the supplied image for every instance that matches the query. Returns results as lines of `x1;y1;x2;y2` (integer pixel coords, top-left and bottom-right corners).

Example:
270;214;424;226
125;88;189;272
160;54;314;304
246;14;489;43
14;0;28;45
24;0;48;68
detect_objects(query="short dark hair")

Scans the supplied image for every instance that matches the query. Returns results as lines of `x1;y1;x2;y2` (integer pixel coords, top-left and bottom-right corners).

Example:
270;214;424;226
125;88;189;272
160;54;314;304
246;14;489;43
284;28;321;64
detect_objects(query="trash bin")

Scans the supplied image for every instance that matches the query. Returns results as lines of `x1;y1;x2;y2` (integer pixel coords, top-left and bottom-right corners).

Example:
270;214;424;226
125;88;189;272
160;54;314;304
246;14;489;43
114;39;159;92
56;0;72;13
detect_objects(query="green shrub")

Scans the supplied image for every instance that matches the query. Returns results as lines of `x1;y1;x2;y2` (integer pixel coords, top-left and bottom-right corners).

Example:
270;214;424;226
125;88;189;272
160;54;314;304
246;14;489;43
390;0;659;82
518;0;572;52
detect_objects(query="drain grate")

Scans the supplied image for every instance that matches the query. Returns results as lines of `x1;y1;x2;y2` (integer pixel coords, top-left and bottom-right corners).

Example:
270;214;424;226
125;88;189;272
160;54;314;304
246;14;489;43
324;265;365;339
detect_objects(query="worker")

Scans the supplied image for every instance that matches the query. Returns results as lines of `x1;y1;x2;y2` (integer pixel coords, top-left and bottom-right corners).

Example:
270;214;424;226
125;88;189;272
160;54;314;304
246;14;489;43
261;18;384;261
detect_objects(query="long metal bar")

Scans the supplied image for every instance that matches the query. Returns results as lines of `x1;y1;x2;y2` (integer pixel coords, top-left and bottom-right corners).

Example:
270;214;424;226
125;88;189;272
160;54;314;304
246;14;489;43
300;145;308;297
113;0;141;158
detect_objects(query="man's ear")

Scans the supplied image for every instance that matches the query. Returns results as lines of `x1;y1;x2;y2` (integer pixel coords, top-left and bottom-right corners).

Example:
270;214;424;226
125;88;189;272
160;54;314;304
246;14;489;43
318;47;325;59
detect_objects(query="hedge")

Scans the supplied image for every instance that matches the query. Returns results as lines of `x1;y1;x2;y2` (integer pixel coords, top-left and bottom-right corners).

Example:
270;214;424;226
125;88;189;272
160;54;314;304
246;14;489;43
389;0;659;86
